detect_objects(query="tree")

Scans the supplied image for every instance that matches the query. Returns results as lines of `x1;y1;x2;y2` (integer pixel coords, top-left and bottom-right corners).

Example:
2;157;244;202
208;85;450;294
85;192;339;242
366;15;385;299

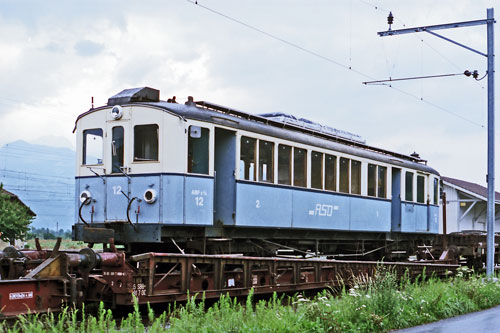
0;184;33;245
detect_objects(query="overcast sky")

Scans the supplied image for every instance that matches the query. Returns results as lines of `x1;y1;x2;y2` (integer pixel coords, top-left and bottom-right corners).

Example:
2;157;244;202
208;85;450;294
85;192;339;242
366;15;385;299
0;0;498;190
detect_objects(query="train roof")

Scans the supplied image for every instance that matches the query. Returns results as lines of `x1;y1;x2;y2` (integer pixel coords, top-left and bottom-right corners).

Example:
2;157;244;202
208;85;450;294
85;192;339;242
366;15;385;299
75;87;439;175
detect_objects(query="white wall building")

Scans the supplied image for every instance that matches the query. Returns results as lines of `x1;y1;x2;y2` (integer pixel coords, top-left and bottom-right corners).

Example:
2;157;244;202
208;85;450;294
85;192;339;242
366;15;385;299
439;177;500;234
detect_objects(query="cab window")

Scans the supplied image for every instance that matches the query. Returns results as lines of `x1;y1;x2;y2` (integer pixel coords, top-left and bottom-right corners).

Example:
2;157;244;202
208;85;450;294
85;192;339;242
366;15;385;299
83;128;103;165
112;126;124;173
188;126;209;174
134;124;158;161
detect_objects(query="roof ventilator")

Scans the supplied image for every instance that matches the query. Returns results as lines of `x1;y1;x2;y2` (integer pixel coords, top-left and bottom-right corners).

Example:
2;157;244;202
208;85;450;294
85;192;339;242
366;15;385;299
107;87;160;106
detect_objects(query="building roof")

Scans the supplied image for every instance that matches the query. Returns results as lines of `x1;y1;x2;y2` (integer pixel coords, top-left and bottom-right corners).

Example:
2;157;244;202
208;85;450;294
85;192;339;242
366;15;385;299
0;188;36;216
442;176;500;203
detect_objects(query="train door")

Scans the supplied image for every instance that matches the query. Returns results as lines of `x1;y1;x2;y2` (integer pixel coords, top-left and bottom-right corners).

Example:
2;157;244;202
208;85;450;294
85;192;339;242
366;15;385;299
391;168;402;231
214;128;236;225
106;124;130;221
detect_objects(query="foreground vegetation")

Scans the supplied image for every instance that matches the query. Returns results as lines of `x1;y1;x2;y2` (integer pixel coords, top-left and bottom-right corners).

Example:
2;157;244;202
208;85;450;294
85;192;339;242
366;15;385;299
1;267;500;332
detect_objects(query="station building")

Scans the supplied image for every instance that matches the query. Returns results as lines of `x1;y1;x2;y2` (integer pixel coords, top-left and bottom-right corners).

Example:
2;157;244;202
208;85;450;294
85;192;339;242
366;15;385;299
439;177;500;234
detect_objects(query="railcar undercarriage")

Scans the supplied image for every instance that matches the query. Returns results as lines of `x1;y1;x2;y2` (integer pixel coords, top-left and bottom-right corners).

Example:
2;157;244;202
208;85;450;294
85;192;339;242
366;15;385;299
74;222;442;261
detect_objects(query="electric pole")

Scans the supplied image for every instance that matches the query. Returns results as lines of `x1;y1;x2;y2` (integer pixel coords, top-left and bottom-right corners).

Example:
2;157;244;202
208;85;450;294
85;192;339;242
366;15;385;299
378;9;496;276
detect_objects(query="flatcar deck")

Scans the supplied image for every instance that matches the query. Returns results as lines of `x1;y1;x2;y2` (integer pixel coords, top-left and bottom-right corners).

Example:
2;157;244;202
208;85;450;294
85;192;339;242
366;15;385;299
0;239;458;318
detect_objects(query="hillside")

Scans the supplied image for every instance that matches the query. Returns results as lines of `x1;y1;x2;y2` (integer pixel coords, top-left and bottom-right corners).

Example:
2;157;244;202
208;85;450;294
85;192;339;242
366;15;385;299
0;140;75;230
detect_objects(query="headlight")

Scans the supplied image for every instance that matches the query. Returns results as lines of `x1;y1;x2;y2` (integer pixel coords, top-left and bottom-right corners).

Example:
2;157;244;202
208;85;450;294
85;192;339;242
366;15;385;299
143;189;157;204
80;191;92;204
111;105;123;120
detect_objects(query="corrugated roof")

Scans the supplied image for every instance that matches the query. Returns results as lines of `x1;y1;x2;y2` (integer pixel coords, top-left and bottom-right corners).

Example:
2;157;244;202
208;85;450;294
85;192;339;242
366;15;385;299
442;176;500;202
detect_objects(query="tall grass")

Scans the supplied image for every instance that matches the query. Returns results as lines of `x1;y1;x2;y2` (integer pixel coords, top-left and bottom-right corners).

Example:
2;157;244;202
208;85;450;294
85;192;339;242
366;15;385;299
2;267;500;332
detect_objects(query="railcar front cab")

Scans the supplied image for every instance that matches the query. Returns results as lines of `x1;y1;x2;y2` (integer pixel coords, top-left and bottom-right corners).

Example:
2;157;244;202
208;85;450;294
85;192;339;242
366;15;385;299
74;88;215;244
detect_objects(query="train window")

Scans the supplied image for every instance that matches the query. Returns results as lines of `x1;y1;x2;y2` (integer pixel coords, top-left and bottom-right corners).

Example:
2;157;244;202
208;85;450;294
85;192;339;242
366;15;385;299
134;124;158;162
259;140;274;183
325;154;336;191
188;126;209;175
351;160;361;195
278;144;291;185
240;136;256;181
405;172;414;201
433;178;439;205
367;164;376;197
339;157;349;193
83;128;103;165
417;175;425;203
378;166;387;198
111;126;124;173
293;148;307;187
311;151;323;189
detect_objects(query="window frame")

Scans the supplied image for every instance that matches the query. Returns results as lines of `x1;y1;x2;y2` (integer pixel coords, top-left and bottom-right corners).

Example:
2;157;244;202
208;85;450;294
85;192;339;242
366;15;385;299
133;124;159;163
258;139;274;183
416;174;425;204
405;171;414;202
278;144;292;185
188;126;210;175
82;128;104;166
339;157;350;193
293;147;307;188
111;126;124;173
367;163;377;197
433;178;439;205
350;159;361;195
324;154;337;192
377;166;387;199
311;151;323;190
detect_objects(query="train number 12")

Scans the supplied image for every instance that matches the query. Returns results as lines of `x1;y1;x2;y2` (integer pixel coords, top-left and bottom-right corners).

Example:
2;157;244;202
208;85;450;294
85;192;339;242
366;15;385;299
112;186;122;195
195;197;204;207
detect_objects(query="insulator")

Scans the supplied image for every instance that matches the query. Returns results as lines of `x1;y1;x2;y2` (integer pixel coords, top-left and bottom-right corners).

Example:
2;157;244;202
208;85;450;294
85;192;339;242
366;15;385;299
388;12;394;25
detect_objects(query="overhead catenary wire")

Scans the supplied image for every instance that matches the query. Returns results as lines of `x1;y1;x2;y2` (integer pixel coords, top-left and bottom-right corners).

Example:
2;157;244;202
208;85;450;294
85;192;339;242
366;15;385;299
186;0;489;131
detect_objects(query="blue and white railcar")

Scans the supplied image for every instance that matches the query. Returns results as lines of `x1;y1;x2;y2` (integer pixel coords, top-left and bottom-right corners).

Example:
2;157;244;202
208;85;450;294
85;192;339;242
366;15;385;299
73;87;440;256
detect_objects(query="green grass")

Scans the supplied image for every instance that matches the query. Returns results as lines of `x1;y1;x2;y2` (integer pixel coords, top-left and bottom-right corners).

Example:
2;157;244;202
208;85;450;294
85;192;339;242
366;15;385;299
2;267;500;332
24;238;102;251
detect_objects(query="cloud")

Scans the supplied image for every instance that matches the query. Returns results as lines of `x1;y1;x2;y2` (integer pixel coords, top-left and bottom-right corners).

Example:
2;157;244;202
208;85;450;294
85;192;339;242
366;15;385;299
74;40;104;57
0;0;497;191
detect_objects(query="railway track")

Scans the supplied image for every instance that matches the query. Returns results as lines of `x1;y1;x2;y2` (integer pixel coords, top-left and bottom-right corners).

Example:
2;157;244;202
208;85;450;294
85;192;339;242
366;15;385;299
0;238;458;318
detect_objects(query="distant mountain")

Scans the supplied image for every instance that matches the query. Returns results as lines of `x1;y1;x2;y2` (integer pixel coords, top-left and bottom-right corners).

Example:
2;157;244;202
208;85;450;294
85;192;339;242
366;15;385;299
0;140;75;230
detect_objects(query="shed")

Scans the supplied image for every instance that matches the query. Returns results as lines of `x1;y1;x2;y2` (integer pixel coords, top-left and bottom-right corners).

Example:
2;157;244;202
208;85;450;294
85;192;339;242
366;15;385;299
439;176;500;234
